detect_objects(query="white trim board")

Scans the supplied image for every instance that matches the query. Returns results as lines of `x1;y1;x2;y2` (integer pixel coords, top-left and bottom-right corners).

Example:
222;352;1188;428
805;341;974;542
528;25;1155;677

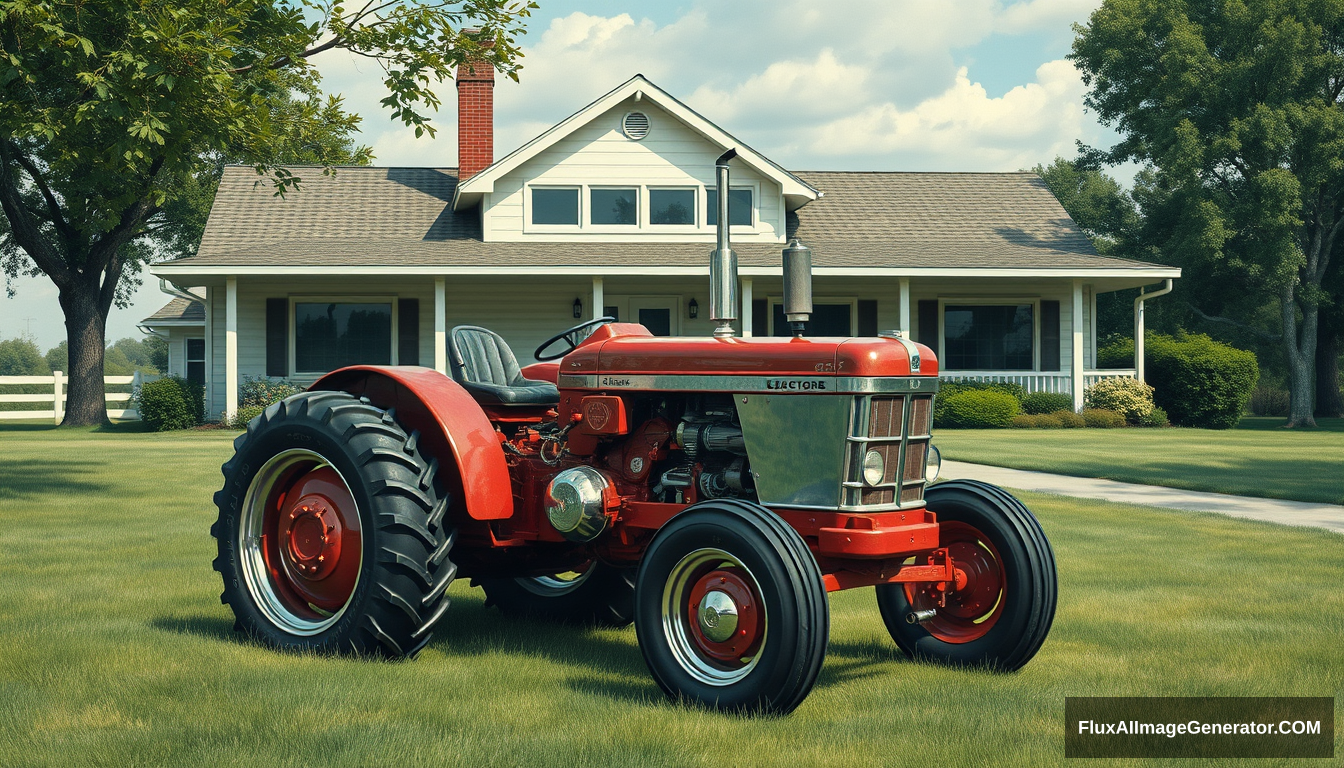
153;265;1181;279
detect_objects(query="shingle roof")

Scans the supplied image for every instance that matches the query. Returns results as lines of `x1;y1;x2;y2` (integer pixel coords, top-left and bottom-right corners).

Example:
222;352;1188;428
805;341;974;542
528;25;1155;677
159;165;1162;271
142;297;205;324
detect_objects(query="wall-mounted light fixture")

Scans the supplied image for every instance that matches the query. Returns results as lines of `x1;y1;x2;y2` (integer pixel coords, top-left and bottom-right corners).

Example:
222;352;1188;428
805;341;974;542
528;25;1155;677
573;297;583;319
688;298;698;319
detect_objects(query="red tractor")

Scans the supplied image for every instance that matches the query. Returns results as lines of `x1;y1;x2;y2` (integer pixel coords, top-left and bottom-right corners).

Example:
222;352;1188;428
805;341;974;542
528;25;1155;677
212;153;1056;715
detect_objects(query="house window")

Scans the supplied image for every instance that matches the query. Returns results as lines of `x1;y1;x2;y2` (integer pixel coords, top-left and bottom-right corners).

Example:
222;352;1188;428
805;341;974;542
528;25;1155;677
706;188;753;226
590;188;637;225
294;301;393;373
943;304;1034;370
185;338;205;387
531;187;579;225
769;300;854;336
649;189;695;225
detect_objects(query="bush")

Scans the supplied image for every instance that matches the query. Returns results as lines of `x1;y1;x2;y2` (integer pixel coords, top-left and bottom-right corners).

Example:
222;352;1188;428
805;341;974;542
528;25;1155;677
1249;387;1290;417
1055;409;1086;428
1021;391;1073;415
935;380;1025;426
1082;408;1126;428
136;376;203;431
1139;406;1170;427
239;376;302;408
1098;332;1258;429
1013;412;1064;429
1084;377;1155;423
939;389;1020;428
230;404;266;428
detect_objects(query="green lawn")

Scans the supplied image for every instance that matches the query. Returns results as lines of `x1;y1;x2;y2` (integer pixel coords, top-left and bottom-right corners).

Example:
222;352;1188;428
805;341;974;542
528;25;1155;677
1;425;1341;767
935;417;1344;505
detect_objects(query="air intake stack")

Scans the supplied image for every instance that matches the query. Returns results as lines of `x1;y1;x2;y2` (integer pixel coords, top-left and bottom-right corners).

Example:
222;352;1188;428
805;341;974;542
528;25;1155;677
709;149;739;338
781;238;813;337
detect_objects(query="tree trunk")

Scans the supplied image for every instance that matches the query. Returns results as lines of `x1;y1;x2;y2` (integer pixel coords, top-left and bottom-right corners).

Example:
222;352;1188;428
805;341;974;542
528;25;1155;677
1282;287;1318;428
58;279;109;426
1316;325;1343;418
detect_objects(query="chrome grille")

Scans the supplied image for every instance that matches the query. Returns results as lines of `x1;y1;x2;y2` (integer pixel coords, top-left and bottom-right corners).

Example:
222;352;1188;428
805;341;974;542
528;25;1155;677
843;393;936;510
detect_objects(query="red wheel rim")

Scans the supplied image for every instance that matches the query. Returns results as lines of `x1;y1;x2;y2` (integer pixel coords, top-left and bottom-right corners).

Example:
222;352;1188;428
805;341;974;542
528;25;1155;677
906;521;1005;643
685;568;763;664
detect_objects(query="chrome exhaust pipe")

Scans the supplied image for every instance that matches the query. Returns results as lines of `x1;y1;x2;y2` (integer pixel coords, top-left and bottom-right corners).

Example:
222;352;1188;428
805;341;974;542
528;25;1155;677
906;609;937;625
709;148;739;338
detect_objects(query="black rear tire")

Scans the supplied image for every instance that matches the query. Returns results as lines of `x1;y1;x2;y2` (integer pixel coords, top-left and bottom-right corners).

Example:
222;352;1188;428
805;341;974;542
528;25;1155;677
635;499;828;715
478;562;635;627
875;479;1056;671
211;390;457;658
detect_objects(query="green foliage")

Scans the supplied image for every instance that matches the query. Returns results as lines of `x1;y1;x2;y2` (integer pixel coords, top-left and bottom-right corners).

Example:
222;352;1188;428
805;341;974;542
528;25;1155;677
1012;410;1087;429
1033;157;1138;256
938;389;1020;429
1250;387;1291;417
0;335;49;375
1084;377;1155;423
934;380;1025;426
230;404;266;429
43;340;66;374
1100;332;1259;429
1021;391;1074;415
135;376;202;431
1139;406;1170;428
239;376;301;409
1082;408;1126;428
145;335;168;372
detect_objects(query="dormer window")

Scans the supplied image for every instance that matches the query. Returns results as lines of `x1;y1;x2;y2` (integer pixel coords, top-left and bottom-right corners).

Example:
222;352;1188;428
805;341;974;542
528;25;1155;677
706;188;754;226
590;188;638;225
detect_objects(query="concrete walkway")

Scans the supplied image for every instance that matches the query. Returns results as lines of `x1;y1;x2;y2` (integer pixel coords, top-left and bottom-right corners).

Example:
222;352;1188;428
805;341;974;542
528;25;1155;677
940;460;1344;534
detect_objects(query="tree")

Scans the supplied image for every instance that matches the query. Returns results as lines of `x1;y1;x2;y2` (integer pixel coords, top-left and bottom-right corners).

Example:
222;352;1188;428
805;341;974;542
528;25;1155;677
1072;0;1344;427
145;335;168;373
44;340;66;374
1034;157;1139;257
1;0;535;425
0;335;48;375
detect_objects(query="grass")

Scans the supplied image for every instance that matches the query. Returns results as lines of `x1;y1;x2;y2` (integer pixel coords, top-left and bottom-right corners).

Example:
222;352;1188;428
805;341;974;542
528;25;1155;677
1;425;1341;767
935;416;1344;505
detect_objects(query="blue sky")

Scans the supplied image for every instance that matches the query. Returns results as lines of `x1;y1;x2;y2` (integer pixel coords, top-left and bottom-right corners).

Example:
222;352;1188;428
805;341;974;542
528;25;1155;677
3;0;1119;351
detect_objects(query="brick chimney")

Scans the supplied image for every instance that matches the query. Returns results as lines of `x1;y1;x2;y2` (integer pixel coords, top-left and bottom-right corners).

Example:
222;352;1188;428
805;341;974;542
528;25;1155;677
456;47;495;180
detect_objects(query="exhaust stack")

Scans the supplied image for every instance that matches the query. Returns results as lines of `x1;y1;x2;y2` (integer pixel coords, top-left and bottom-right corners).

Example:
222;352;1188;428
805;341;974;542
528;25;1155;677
709;149;739;338
781;239;813;337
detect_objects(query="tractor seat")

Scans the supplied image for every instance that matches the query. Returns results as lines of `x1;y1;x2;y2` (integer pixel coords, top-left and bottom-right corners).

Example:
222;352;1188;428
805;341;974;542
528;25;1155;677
448;325;560;406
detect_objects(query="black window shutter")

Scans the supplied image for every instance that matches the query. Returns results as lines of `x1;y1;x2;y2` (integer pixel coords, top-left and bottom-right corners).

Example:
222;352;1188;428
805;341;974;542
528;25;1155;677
265;299;287;377
752;299;768;336
857;300;878;336
398;298;420;366
917;300;939;348
1040;300;1061;371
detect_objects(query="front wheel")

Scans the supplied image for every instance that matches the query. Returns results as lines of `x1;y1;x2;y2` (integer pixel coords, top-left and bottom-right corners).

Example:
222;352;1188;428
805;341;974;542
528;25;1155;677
635;499;828;715
875;479;1056;671
211;391;457;658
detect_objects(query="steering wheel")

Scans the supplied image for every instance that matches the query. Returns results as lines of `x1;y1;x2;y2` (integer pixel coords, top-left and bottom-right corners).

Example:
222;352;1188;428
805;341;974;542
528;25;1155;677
534;316;616;361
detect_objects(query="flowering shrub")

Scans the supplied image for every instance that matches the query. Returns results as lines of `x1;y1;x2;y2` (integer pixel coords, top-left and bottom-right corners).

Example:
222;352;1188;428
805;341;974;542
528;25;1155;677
1084;377;1155;423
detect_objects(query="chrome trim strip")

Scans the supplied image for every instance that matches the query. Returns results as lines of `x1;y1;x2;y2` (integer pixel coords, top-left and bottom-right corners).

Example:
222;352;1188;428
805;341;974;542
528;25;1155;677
767;500;930;513
878;330;921;372
558;373;939;394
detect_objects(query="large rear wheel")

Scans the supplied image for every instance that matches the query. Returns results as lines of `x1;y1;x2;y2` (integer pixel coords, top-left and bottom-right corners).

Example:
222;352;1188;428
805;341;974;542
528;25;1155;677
212;391;456;657
875;479;1056;671
478;562;635;627
635;499;828;715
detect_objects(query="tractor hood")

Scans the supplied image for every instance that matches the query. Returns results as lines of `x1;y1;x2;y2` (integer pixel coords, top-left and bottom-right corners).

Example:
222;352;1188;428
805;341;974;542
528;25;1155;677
560;323;938;379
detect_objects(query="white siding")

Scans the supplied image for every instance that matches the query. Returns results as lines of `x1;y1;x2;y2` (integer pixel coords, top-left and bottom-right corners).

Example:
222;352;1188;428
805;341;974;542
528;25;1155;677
483;98;785;244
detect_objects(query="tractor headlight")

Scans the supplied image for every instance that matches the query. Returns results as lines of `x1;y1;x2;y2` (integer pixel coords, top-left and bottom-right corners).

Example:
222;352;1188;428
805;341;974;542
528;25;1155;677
862;449;885;486
925;444;942;484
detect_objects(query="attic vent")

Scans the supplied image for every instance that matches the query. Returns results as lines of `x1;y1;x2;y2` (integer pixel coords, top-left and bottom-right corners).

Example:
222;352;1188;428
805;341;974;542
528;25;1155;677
622;111;650;140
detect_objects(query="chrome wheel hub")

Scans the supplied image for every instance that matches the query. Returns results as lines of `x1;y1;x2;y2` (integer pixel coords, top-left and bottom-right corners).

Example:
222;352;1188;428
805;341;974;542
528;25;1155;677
696;590;740;643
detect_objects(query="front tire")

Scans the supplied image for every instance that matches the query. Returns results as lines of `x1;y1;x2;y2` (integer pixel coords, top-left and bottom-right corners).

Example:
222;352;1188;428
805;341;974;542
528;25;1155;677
635;499;828;715
478;562;636;627
875;479;1056;671
211;391;457;658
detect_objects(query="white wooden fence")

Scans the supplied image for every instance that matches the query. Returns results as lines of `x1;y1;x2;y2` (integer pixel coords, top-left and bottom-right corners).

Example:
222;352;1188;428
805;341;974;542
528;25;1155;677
0;371;158;422
940;369;1137;394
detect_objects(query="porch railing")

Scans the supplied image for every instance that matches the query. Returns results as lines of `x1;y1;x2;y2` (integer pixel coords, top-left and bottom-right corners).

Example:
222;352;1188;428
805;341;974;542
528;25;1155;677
0;371;157;423
940;369;1136;395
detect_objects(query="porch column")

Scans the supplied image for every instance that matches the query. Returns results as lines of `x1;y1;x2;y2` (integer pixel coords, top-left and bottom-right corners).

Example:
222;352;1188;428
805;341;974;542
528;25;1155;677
1135;294;1147;383
225;277;238;421
899;278;911;336
434;277;447;374
592;276;604;321
1071;279;1084;412
741;278;753;337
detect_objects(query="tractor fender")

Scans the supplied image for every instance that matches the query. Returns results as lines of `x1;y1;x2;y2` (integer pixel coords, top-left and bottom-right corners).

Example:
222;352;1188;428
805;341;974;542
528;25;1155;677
309;366;513;520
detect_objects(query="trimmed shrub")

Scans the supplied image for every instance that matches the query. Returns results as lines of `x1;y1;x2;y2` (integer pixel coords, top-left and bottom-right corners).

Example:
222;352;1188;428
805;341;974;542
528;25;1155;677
934;380;1025;426
136;376;203;431
239;376;302;409
1084;377;1155;423
1098;332;1257;429
939;389;1020;428
1249;387;1290;417
1055;410;1086;428
230;404;266;428
1139;406;1170;427
1013;412;1064;429
1082;408;1126;428
1021;391;1073;415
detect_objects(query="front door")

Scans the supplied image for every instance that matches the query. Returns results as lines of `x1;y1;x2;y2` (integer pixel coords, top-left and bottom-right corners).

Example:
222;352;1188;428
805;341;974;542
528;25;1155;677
628;296;680;337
